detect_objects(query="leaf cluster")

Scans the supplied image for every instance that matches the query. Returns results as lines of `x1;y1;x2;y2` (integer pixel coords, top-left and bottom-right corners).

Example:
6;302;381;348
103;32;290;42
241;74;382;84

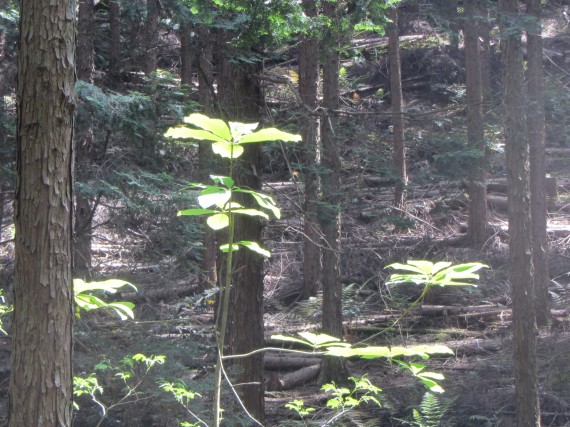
74;279;137;320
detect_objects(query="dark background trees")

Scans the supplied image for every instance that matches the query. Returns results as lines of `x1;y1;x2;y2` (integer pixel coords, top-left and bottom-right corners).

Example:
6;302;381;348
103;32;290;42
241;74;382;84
1;0;570;425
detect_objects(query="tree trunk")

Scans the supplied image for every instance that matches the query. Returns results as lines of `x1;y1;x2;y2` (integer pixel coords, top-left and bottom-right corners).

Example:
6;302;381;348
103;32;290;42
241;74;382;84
465;0;488;247
108;0;121;81
388;9;407;211
526;0;550;327
318;0;348;385
197;24;217;291
479;4;493;101
299;0;321;300
499;0;541;425
145;0;159;74
442;0;460;55
218;46;265;422
9;0;75;424
75;0;96;277
180;22;193;87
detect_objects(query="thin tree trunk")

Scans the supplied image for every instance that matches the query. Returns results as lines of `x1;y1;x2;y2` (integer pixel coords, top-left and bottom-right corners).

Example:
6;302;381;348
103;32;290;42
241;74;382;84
299;0;321;300
180;22;193;87
479;4;493;101
145;0;159;74
388;10;407;210
318;0;347;384
75;0;96;277
108;0;121;81
465;0;488;247
9;0;75;424
197;24;217;291
527;0;550;327
499;0;541;425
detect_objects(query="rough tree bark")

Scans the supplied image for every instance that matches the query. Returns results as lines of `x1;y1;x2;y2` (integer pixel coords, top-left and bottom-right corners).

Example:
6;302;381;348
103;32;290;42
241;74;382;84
218;44;265;421
299;0;321;300
388;9;407;210
465;0;488;247
526;0;550;327
499;0;541;425
9;0;76;424
318;0;348;384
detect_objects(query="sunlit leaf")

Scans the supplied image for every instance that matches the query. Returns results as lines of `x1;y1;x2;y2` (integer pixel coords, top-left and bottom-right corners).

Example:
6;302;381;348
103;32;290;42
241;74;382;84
220;243;240;252
210;175;235;188
197;187;231;209
73;279;137;295
177;208;217;217
230;121;259;139
164;127;225;142
207;213;229;230
238;128;302;144
238;241;271;257
212;141;244;158
183;113;231;140
232;209;269;219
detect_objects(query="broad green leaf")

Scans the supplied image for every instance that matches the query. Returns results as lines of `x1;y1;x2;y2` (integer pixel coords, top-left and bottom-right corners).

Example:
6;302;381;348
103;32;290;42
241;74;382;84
233;209;269;220
177;208;218;217
385;262;428;275
431;262;452;274
212;141;244;158
235;189;280;219
405;344;454;355
220;243;240;252
229;121;259;139
386;273;429;286
197;187;230;209
183;113;231;140
210;175;235;188
238;241;271;257
107;302;135;320
207;213;229;230
418;377;444;393
73;279;137;295
271;332;347;349
164;127;225;142
270;334;316;347
418;372;445;380
238;128;302;144
406;260;437;274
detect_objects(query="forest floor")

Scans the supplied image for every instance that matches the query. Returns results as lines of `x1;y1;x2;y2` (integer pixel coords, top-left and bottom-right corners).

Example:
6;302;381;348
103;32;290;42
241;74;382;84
2;4;570;427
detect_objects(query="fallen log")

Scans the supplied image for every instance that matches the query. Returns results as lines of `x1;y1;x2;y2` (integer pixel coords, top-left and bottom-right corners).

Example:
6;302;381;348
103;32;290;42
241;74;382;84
448;338;503;355
265;353;322;370
266;363;321;391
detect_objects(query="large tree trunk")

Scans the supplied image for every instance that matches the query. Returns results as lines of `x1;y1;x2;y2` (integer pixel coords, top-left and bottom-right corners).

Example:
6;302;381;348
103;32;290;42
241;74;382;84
527;0;550;327
299;0;321;300
499;0;541;425
9;0;75;424
197;25;218;291
75;0;96;277
318;0;348;384
218;46;265;422
465;0;488;247
388;9;407;210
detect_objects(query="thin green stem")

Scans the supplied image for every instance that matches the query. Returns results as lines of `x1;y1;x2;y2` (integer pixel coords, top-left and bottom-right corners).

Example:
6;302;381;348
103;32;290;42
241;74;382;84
213;143;236;427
